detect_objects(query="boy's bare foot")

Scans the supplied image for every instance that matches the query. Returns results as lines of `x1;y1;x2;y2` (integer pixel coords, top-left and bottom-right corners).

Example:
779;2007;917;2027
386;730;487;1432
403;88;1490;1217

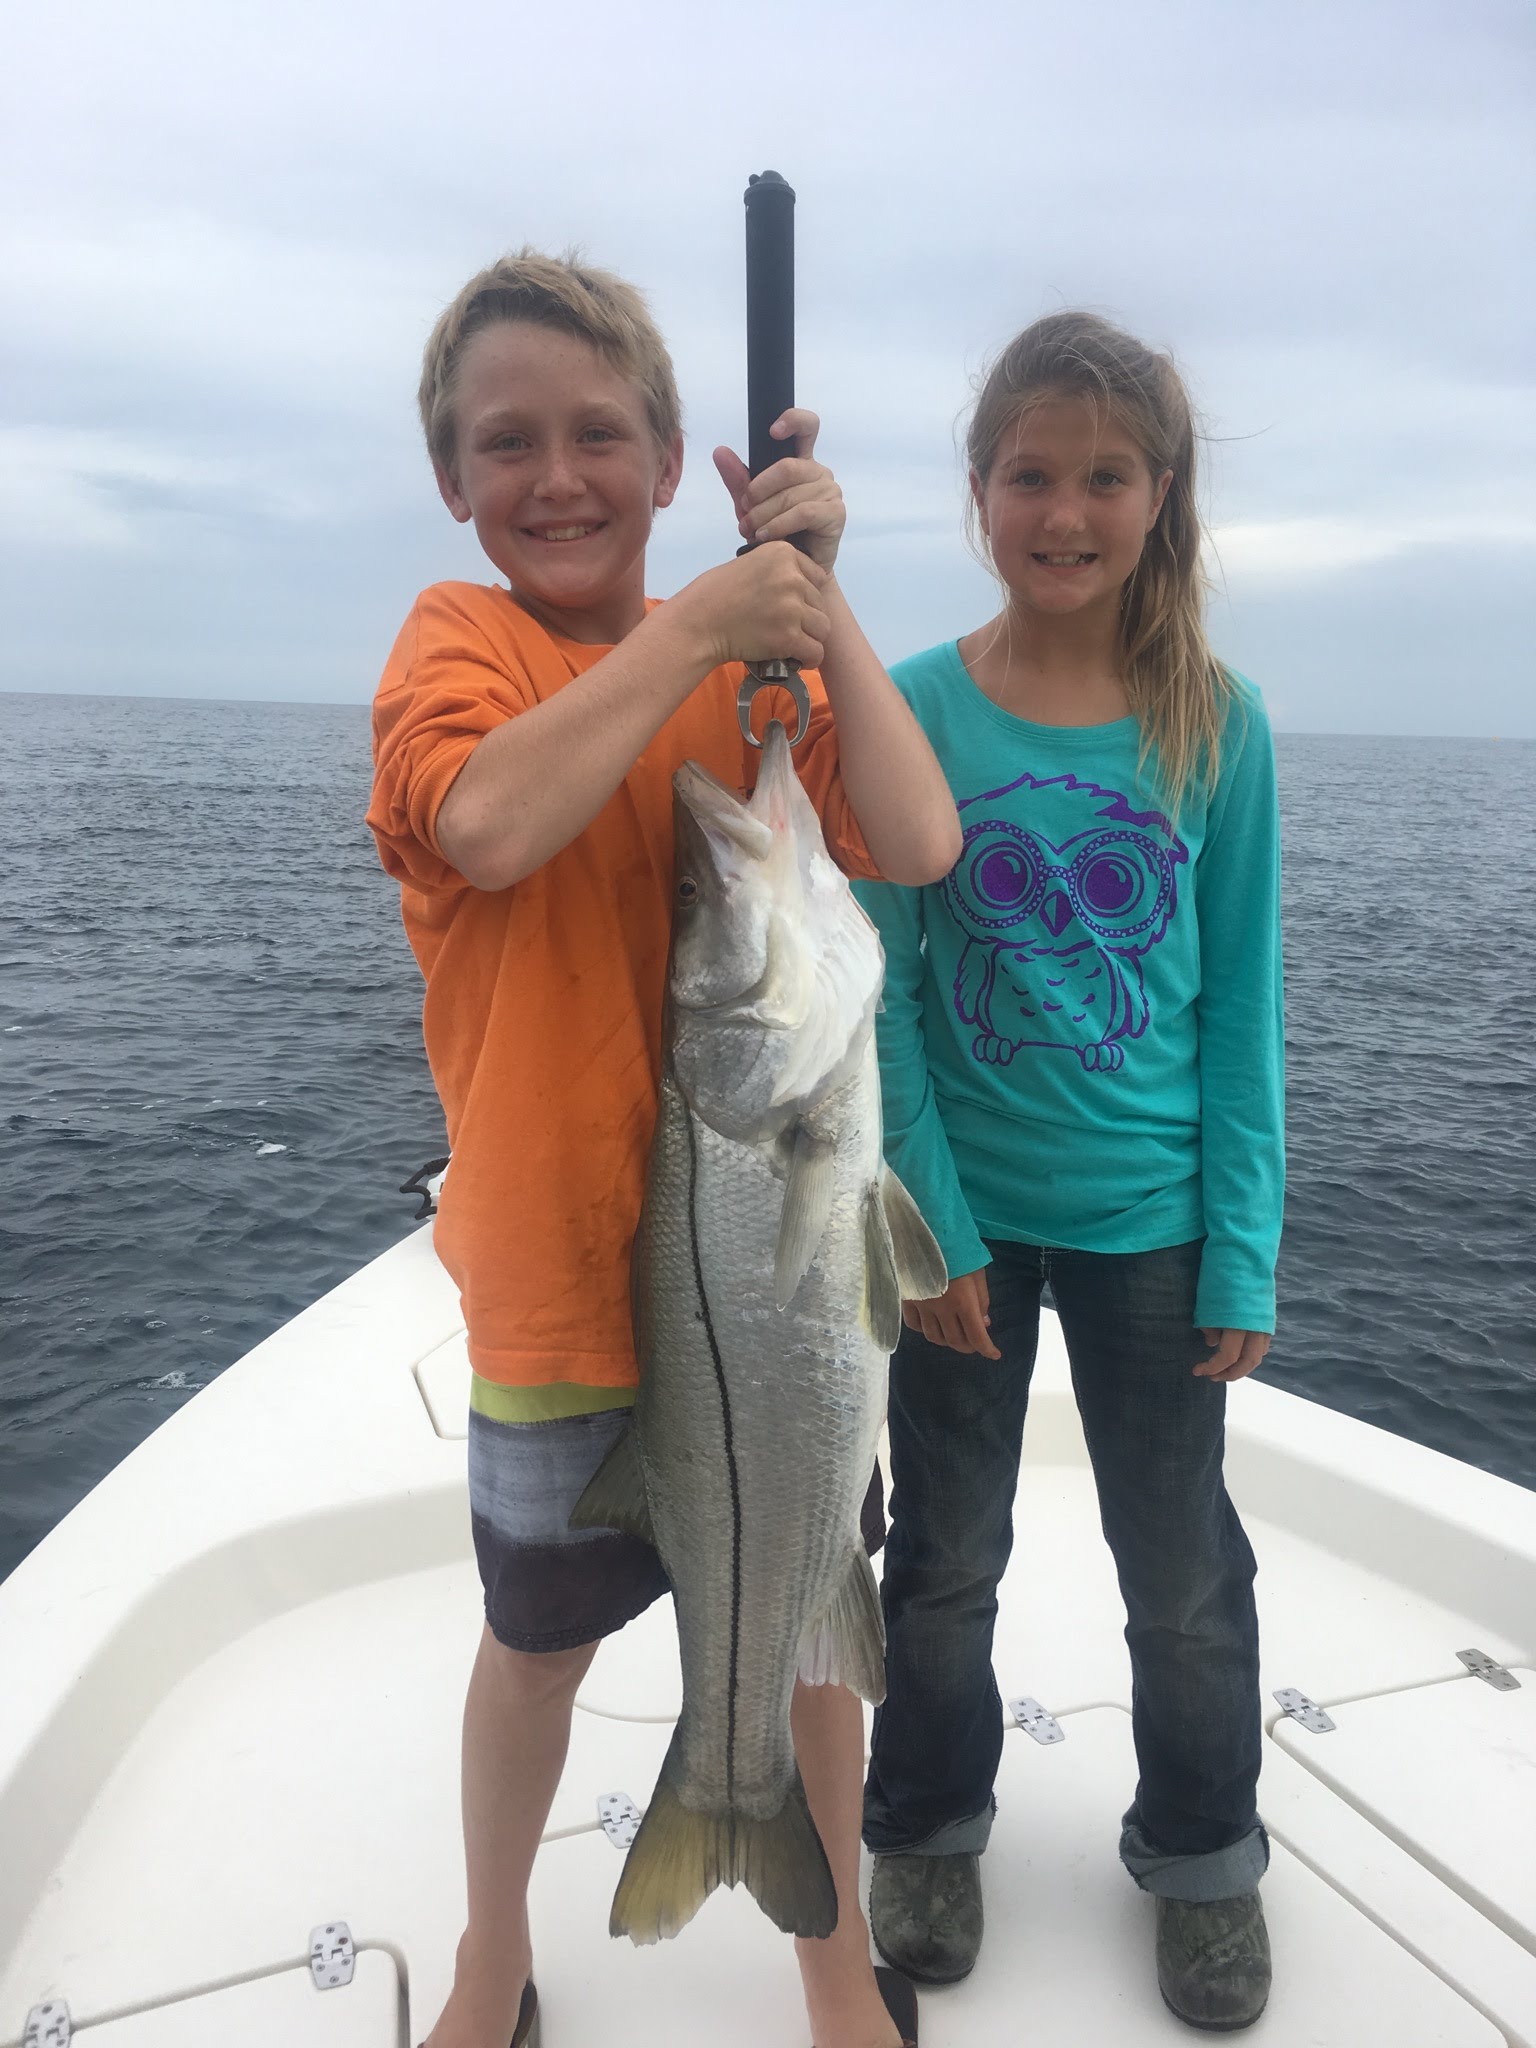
421;1931;532;2048
796;1928;903;2048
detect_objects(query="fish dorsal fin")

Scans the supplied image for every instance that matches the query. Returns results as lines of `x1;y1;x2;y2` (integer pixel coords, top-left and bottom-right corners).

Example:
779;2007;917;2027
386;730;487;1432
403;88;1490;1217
862;1186;904;1353
775;1123;837;1310
797;1548;887;1704
568;1421;655;1545
880;1166;948;1301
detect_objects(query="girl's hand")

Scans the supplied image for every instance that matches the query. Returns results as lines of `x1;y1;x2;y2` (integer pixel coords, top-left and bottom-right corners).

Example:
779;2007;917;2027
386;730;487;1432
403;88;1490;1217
903;1268;1002;1359
712;409;847;572
1195;1328;1271;1382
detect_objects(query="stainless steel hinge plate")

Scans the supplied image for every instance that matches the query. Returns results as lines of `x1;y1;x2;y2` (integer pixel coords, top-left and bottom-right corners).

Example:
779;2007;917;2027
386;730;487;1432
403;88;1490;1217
24;2003;71;2047
1458;1648;1521;1691
1274;1687;1336;1734
1008;1696;1065;1745
309;1920;356;1989
599;1790;643;1849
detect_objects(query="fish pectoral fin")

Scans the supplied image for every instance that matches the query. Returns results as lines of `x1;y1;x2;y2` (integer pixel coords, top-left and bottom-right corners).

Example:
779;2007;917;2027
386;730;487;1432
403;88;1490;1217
611;1728;837;1945
862;1187;904;1352
568;1421;655;1544
797;1548;887;1705
880;1166;949;1301
774;1123;837;1310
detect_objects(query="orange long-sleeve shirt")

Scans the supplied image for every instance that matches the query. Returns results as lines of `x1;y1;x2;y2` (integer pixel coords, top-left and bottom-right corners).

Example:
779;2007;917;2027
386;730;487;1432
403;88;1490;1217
368;580;877;1388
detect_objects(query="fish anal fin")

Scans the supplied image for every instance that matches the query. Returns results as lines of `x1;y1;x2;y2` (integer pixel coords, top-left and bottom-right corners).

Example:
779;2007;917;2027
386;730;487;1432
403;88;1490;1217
568;1421;655;1545
612;1729;837;1944
797;1547;887;1705
861;1187;903;1353
881;1166;948;1302
774;1124;836;1310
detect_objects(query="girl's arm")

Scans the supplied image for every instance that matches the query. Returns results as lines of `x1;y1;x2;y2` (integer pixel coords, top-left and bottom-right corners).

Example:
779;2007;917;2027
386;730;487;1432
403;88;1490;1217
1192;684;1286;1345
855;876;992;1293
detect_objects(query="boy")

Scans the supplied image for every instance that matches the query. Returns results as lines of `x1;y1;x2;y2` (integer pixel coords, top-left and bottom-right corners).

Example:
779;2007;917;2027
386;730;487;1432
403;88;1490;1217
368;249;959;2048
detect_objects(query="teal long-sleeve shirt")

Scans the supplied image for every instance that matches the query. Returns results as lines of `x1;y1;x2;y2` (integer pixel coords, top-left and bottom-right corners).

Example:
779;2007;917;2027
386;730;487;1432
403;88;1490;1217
856;641;1285;1333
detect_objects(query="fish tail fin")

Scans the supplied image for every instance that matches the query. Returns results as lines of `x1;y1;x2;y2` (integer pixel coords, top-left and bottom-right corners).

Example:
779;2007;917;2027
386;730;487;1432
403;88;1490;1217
611;1730;838;1945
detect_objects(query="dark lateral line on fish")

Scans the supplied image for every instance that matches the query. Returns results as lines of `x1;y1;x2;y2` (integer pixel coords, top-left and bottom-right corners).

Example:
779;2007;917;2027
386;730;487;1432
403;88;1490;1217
683;1095;743;1809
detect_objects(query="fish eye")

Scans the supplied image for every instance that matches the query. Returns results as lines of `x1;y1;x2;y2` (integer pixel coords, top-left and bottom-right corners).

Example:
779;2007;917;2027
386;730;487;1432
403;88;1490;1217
677;876;699;907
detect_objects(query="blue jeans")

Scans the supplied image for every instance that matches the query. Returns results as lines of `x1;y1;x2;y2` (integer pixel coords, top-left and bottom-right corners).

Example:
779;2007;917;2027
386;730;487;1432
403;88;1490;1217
863;1238;1269;1902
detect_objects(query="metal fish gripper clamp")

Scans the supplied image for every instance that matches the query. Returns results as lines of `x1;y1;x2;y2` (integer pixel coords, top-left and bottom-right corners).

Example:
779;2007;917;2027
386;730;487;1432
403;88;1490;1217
737;168;811;751
737;660;810;748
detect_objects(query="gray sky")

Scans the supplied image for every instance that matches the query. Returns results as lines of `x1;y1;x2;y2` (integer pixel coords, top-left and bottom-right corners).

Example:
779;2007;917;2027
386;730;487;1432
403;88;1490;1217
2;0;1531;734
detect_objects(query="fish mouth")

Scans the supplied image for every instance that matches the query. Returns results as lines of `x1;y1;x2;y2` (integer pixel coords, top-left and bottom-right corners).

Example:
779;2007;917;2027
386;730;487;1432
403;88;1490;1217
675;761;774;859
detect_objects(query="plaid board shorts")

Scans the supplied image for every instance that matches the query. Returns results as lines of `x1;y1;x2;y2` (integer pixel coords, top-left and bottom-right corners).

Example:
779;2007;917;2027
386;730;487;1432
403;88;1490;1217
468;1404;887;1654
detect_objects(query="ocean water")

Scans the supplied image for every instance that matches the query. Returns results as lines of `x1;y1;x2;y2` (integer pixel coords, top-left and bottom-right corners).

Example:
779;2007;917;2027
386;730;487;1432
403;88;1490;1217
1;694;1532;1580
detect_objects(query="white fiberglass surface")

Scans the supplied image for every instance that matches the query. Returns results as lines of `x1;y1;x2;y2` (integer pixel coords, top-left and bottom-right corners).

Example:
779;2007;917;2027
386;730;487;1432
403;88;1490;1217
2;1477;1521;2045
1273;1670;1536;1953
4;1233;1532;2044
517;1710;1501;2047
65;1951;400;2046
991;1463;1527;1724
1260;1737;1536;2046
0;1562;478;2033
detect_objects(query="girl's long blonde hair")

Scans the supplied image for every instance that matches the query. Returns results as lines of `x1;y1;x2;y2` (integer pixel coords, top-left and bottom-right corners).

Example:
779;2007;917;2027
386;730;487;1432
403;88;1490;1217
967;311;1232;817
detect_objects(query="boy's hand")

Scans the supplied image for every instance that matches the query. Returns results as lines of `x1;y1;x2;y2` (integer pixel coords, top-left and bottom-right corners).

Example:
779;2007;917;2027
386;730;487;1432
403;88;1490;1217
713;408;846;572
670;542;831;672
903;1268;1002;1360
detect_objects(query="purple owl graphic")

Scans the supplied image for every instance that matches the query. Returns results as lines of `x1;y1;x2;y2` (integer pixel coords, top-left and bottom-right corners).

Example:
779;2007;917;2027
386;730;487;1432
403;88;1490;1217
941;771;1187;1074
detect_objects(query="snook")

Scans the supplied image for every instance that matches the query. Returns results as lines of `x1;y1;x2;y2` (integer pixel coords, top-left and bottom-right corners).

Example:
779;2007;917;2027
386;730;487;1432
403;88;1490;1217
572;720;947;1945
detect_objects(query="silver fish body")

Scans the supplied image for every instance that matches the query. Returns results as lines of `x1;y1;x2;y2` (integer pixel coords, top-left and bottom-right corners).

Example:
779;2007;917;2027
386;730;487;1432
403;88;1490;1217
572;721;946;1944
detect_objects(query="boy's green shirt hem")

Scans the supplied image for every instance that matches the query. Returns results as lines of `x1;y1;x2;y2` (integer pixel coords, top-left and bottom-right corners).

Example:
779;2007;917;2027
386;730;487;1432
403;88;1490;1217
470;1374;638;1424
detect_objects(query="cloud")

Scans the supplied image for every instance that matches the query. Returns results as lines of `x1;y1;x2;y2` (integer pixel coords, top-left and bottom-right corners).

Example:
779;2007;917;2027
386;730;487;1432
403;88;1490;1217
0;425;325;551
1208;512;1536;583
0;0;1529;733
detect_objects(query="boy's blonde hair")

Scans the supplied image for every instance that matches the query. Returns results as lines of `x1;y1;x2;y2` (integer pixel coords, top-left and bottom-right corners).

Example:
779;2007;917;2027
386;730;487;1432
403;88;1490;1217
418;248;683;477
967;310;1233;817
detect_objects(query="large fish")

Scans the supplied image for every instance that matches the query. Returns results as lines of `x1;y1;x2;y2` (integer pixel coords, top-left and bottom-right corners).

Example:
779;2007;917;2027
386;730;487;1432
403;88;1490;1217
572;719;947;1945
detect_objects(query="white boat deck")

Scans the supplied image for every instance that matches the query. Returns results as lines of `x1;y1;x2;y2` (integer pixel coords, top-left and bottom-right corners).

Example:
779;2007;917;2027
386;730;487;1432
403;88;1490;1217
2;1226;1533;2045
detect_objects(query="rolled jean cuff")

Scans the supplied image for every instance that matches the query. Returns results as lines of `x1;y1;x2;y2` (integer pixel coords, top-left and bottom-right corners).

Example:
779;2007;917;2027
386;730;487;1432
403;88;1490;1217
864;1799;995;1859
1120;1818;1270;1901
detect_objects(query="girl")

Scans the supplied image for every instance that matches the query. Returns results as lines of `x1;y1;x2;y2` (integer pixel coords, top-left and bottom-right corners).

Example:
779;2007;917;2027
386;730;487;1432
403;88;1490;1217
857;312;1282;2033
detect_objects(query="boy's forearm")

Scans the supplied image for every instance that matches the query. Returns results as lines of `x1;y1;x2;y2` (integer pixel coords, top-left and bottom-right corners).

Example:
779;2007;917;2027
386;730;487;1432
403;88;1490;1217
817;580;961;885
435;606;715;891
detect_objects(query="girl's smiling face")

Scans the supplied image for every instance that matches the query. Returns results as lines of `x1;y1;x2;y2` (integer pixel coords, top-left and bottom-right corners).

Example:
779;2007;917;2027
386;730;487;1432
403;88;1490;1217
436;321;683;643
975;394;1172;620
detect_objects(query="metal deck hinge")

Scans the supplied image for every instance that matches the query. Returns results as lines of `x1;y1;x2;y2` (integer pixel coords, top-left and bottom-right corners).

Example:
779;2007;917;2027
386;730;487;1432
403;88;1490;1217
599;1790;643;1849
309;1921;356;1989
24;2003;71;2047
1008;1696;1065;1746
1457;1648;1521;1692
1274;1687;1336;1734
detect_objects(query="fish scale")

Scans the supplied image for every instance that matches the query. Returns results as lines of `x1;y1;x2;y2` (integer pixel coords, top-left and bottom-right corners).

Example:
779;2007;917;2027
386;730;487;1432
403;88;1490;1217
640;1057;887;1820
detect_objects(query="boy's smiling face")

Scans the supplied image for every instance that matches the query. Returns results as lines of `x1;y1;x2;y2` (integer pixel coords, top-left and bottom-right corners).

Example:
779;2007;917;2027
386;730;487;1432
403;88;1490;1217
436;321;683;644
